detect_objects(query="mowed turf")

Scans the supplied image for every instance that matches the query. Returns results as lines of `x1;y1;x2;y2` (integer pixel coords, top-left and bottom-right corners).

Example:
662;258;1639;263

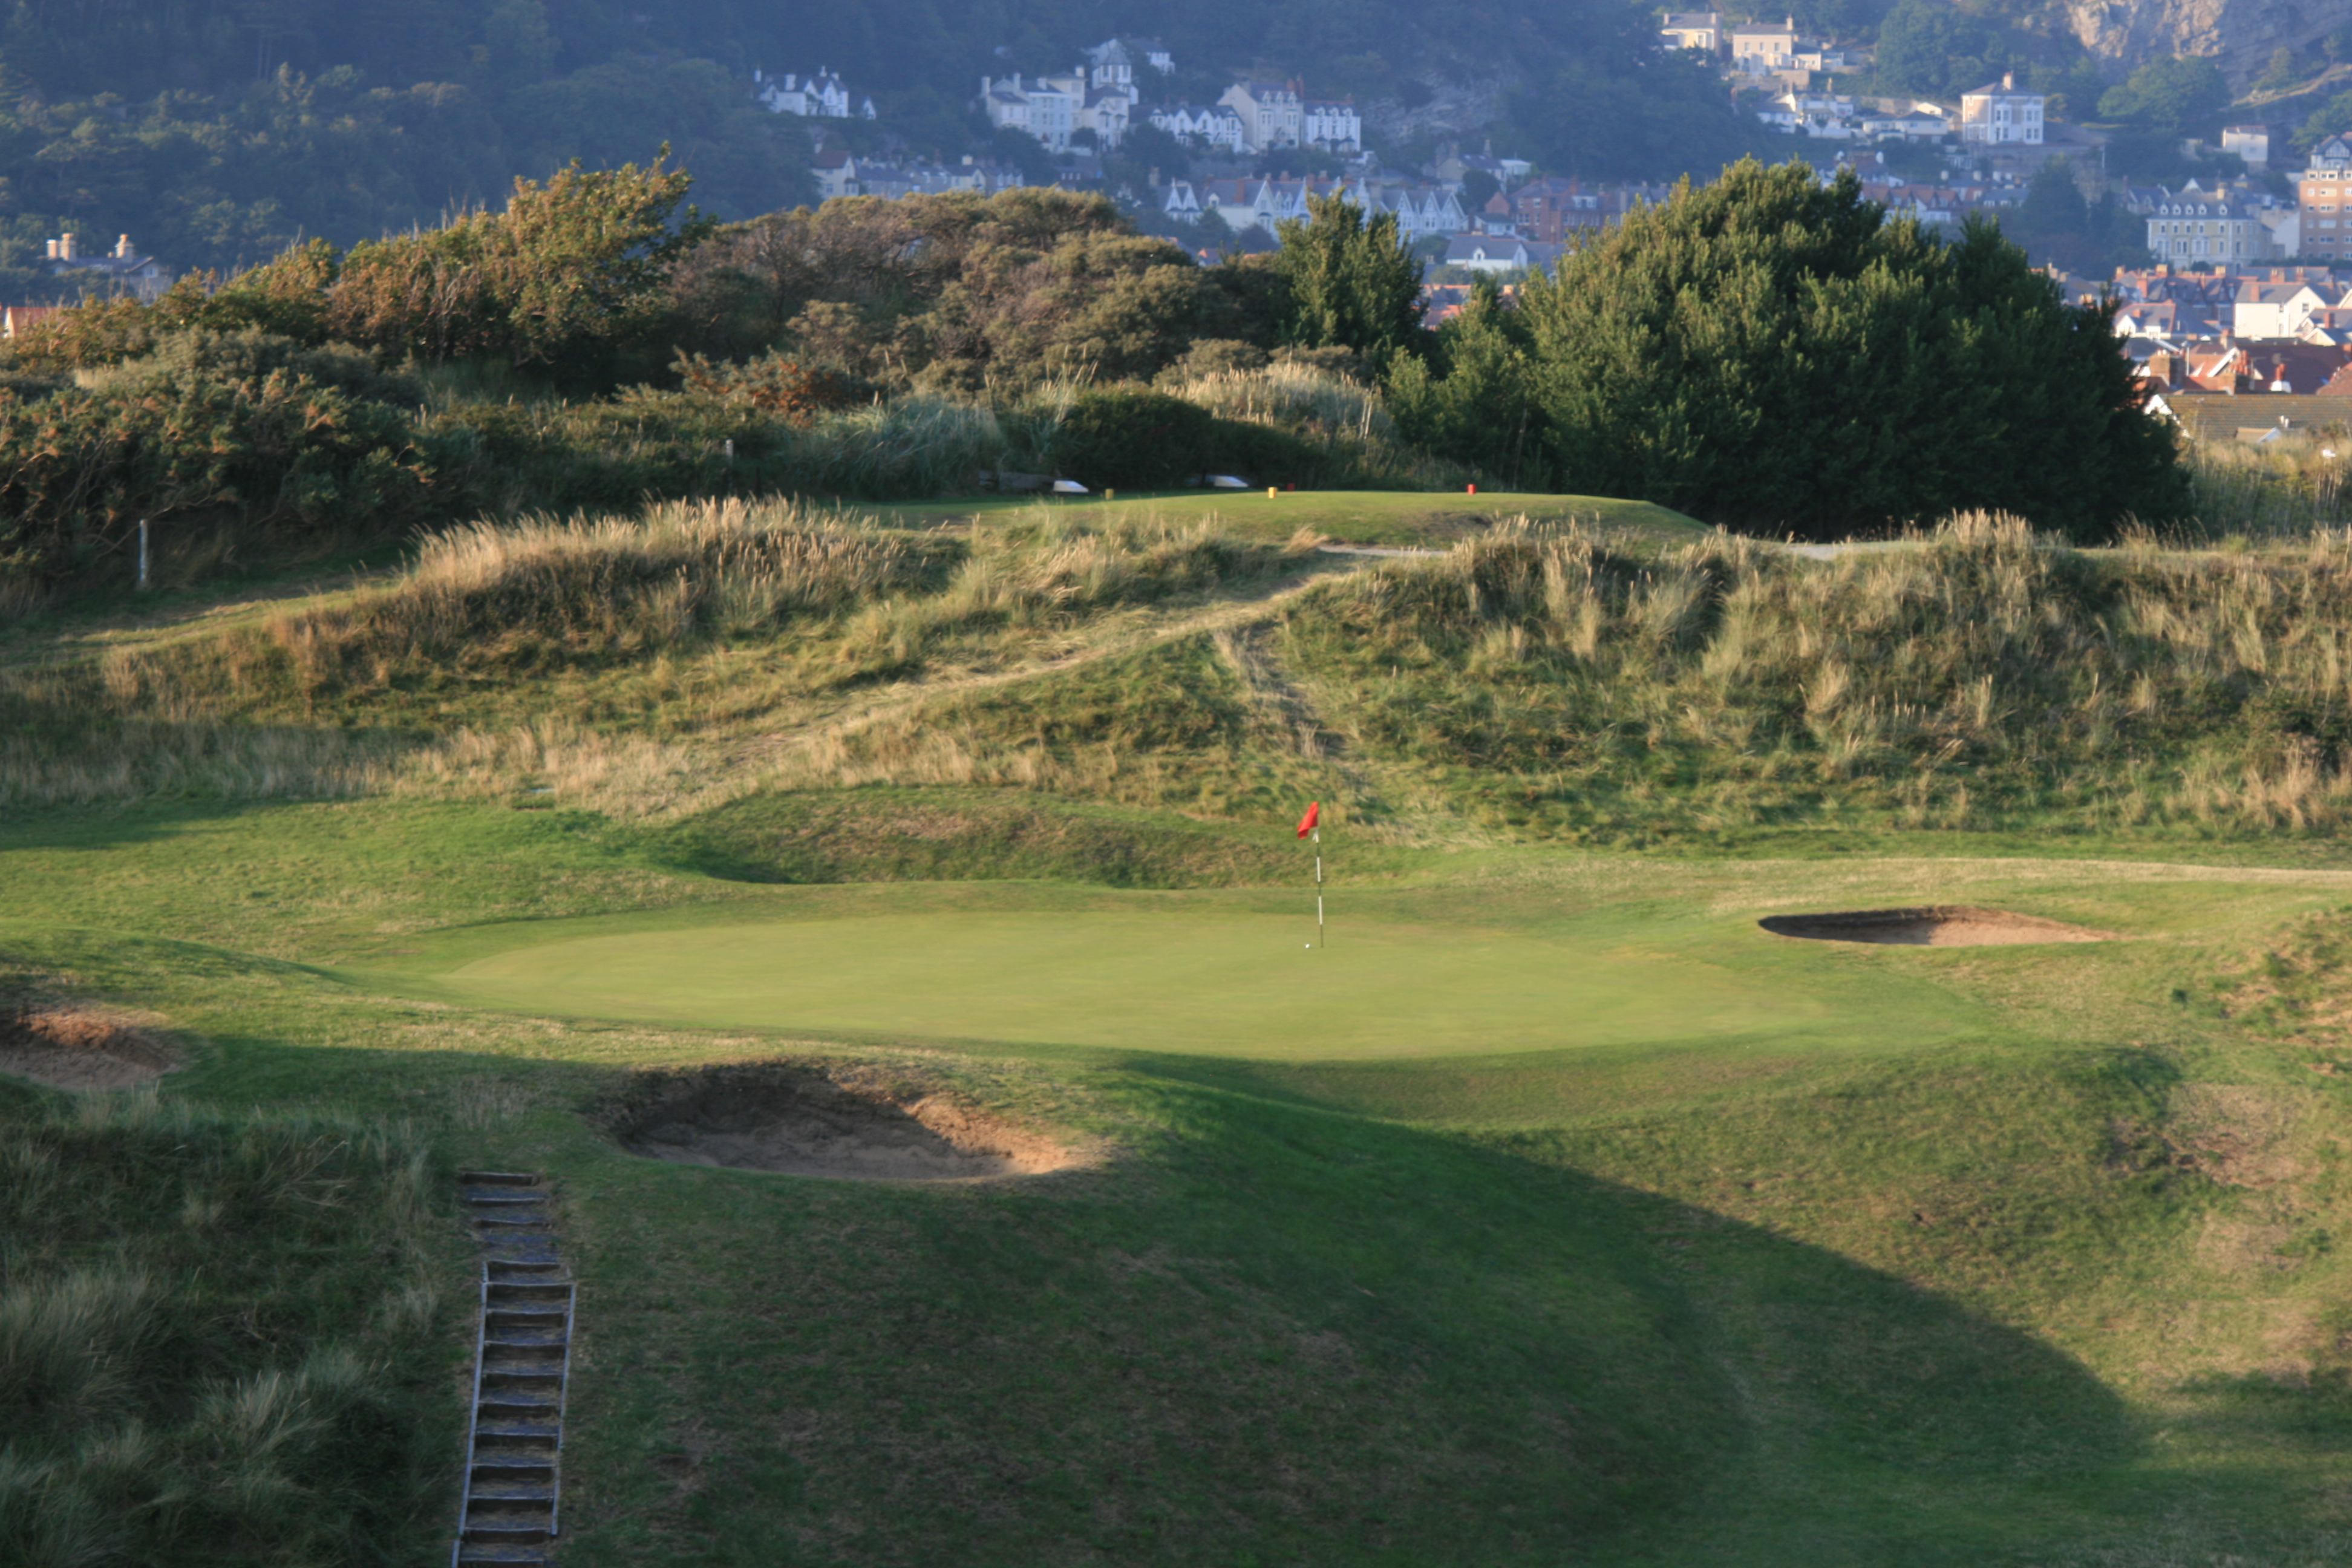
413;896;1939;1058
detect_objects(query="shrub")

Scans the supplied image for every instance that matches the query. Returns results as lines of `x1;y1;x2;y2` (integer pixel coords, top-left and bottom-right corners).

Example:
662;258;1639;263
0;369;433;586
1051;388;1218;488
84;328;426;408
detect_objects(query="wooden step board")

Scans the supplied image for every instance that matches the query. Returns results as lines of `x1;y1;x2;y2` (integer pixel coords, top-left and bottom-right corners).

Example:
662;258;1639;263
452;1172;574;1568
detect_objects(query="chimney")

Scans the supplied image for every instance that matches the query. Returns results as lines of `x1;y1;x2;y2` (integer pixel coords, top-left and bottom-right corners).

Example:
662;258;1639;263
58;234;76;261
2002;72;2014;90
44;238;56;259
115;235;131;259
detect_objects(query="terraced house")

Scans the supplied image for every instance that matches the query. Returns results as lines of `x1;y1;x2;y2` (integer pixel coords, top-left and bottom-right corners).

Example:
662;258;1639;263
2148;186;2270;265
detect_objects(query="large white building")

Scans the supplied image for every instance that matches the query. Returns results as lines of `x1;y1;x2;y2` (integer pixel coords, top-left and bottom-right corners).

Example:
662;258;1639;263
1959;73;2043;146
982;69;1131;149
754;68;874;119
1302;99;1361;152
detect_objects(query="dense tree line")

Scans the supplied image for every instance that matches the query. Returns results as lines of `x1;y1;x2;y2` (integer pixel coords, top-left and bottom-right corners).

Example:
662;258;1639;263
0;154;2186;600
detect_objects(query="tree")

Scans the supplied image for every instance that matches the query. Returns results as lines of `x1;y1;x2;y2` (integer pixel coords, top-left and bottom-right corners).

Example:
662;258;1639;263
2298;90;2352;152
1871;0;2036;97
2098;56;2230;130
1385;273;1545;488
1508;48;1759;182
322;152;712;380
1272;194;1425;373
1505;158;2184;540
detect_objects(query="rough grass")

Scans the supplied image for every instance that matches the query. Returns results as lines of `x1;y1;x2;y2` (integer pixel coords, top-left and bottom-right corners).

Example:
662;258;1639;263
0;1078;463;1568
1282;512;2352;841
2184;431;2352;540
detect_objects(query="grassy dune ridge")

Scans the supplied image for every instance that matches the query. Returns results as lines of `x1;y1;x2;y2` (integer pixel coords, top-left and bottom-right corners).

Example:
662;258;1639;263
7;491;2352;1564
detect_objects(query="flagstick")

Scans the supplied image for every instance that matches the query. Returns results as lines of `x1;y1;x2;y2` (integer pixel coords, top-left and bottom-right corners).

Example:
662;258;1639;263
1315;828;1324;949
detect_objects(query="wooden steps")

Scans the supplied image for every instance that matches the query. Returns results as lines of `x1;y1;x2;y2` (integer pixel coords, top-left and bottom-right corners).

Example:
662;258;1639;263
452;1172;573;1568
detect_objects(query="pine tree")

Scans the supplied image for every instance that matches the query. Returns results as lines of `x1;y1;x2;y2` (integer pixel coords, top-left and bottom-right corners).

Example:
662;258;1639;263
1509;158;2184;540
1272;194;1425;374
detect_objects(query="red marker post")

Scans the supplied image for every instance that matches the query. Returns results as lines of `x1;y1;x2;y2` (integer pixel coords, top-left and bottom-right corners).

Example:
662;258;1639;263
1296;801;1323;948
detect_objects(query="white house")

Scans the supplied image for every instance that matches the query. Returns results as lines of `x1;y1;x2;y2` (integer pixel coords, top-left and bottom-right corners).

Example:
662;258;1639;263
1730;16;1798;72
2221;125;2270;168
1959;73;2043;146
2233;281;2332;338
41;234;171;300
1149;103;1246;153
1160;180;1203;223
983;70;1125;149
1302;99;1361;152
1858;105;1951;140
754;68;874;119
1442;234;1561;274
1762;89;1858;137
1659;11;1723;52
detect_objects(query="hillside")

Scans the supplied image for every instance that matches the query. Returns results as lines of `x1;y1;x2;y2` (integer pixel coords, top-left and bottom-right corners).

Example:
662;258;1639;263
0;0;1753;289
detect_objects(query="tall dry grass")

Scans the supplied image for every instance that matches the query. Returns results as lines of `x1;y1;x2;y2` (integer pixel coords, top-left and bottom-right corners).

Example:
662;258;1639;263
2185;433;2352;539
0;1089;452;1566
1160;362;1474;491
1288;511;2352;835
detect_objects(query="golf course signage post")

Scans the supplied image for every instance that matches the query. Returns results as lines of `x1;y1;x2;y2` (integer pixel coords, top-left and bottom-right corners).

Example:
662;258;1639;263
1297;800;1323;949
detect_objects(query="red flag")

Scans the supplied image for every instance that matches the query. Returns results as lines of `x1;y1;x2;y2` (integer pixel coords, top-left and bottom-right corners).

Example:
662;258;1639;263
1296;802;1320;838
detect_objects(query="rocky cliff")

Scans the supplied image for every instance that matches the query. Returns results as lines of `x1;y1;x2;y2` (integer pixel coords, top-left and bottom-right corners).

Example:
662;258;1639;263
2066;0;2352;84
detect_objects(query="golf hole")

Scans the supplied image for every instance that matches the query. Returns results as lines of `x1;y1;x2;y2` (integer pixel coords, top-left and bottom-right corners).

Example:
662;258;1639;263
598;1060;1085;1182
0;1006;178;1089
1758;906;2112;947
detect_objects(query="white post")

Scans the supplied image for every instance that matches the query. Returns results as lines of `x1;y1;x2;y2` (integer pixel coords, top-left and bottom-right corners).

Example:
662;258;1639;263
1315;828;1324;948
136;518;148;590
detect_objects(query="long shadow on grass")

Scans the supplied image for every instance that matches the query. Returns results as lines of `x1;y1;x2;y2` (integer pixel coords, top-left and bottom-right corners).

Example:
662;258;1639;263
409;1059;2184;1567
120;1022;2278;1566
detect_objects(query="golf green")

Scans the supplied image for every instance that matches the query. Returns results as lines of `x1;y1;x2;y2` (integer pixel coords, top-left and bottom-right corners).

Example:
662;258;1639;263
425;900;1987;1059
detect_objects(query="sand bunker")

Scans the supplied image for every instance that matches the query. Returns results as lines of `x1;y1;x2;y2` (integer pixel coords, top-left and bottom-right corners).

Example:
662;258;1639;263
602;1062;1081;1182
0;1007;177;1089
1759;906;2112;947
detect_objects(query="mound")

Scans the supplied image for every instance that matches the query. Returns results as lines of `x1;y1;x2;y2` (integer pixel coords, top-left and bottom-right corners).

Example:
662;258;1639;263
0;1007;177;1088
1759;906;2111;947
600;1060;1082;1182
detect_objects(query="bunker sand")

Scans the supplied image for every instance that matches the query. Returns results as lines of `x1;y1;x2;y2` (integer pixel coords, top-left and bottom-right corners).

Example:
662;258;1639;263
1759;906;2114;947
599;1060;1085;1181
0;1007;177;1088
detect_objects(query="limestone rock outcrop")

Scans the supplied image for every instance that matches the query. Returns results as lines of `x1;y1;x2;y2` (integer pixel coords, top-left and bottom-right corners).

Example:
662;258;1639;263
2065;0;2352;84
